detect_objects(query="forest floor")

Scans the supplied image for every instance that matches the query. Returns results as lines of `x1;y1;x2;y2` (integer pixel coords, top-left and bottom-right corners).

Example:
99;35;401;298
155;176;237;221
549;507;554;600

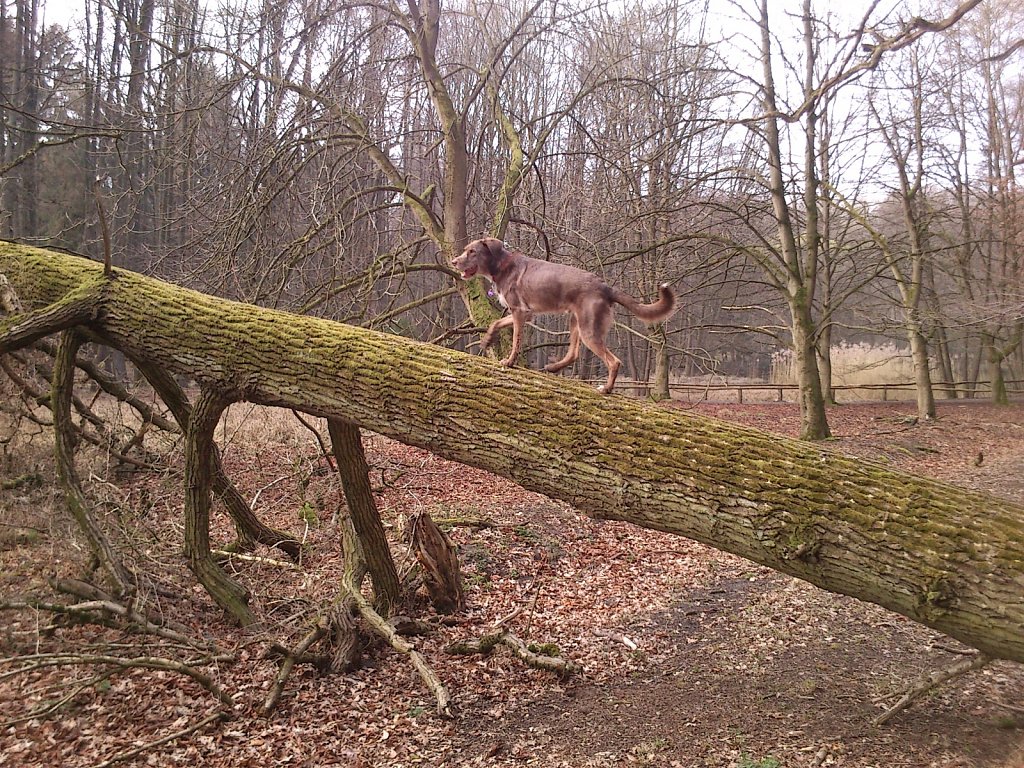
1;398;1023;768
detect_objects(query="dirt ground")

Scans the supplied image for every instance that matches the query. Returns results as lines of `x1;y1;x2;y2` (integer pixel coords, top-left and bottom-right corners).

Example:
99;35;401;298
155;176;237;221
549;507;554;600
1;398;1023;768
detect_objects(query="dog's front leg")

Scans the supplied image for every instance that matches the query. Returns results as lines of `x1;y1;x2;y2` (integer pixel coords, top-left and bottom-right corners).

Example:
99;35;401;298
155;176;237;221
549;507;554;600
480;315;514;351
500;310;528;367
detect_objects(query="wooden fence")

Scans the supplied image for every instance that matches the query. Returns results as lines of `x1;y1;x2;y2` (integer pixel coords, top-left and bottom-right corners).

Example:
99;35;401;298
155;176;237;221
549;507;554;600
615;379;1024;404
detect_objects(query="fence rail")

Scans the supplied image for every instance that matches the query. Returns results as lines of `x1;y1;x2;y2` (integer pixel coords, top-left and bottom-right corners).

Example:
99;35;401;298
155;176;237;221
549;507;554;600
614;379;1024;404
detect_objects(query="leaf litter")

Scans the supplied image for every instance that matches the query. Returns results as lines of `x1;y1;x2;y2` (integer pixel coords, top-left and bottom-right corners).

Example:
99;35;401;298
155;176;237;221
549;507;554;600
1;400;1022;767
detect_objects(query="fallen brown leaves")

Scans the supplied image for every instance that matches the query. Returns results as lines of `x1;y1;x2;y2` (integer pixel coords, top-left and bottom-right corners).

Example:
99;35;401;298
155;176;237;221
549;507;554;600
1;399;1023;767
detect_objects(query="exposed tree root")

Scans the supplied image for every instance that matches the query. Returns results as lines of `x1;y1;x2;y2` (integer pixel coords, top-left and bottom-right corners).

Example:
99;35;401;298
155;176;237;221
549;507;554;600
328;418;401;611
260;593;366;717
182;387;256;627
347;581;453;717
328;596;362;673
262;622;330;716
873;652;992;726
340;515;453;718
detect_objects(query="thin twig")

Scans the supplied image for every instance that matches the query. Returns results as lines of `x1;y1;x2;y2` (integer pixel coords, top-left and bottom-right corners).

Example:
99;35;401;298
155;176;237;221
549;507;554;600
89;708;228;768
1;670;115;727
0;654;235;707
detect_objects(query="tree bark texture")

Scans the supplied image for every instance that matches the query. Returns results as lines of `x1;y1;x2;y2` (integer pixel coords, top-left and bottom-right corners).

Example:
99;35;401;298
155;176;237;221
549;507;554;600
2;243;1023;663
183;386;256;626
328;418;401;613
409;511;466;614
51;329;136;595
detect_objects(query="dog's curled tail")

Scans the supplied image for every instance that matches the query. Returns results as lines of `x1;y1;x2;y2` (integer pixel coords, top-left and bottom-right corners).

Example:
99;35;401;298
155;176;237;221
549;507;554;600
612;283;675;323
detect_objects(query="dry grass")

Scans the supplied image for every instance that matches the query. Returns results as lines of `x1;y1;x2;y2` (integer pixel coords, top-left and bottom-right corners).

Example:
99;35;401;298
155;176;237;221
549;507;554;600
772;342;939;402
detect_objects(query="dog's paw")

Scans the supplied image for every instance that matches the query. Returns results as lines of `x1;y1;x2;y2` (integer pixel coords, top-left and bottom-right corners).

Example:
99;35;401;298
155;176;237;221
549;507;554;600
480;334;494;350
500;357;516;368
596;384;613;395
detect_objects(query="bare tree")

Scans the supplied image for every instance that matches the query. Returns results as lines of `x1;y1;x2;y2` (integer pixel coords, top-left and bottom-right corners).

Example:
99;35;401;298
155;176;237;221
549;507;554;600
860;44;940;420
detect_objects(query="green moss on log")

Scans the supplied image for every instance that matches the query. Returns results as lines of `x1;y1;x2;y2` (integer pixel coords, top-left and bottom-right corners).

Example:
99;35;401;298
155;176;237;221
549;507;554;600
2;242;1023;663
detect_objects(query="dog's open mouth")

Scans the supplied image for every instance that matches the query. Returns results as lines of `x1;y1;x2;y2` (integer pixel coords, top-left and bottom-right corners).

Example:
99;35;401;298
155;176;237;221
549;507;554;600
460;266;478;280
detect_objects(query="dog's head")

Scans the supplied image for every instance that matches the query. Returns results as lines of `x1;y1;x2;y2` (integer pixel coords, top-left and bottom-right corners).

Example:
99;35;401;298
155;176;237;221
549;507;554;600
452;237;506;280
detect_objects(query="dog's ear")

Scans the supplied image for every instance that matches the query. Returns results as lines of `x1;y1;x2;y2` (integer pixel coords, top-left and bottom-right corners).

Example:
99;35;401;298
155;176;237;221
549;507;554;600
483;237;506;272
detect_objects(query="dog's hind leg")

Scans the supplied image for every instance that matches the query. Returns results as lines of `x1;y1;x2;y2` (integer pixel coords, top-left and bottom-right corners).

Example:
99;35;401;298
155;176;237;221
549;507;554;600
589;343;621;394
578;306;621;394
544;315;581;373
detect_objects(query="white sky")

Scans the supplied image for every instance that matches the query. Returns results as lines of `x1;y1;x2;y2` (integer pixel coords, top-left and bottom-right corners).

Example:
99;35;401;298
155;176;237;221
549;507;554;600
39;0;909;28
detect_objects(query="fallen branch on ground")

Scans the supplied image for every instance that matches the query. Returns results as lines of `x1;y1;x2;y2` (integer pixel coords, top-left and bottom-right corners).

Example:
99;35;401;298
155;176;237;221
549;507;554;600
262;623;329;716
212;550;301;571
447;630;581;677
51;581;209;638
0;653;235;708
873;652;991;726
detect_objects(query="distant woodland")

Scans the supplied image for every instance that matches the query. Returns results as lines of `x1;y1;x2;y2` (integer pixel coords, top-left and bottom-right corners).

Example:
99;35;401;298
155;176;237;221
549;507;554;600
1;0;1022;437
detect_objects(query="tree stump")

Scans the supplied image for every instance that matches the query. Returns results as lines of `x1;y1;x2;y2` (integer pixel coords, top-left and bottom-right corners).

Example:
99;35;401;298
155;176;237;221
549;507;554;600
409;512;465;614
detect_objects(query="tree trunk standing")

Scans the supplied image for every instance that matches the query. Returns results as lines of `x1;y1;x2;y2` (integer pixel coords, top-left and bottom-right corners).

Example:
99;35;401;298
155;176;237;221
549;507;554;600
9;0;41;238
756;0;830;440
650;325;670;401
399;0;514;360
0;1;9;238
402;0;467;257
907;316;937;418
925;263;958;399
790;297;831;439
327;418;401;613
897;55;937;421
983;332;1015;406
815;320;835;406
862;58;938;422
4;244;1024;664
815;102;838;407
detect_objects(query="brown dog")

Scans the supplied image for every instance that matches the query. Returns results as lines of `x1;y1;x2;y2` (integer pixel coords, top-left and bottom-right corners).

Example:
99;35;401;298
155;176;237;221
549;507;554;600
452;237;675;394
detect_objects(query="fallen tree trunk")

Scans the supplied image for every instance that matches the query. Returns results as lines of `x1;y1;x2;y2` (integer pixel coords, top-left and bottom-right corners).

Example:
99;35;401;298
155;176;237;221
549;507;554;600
2;242;1023;663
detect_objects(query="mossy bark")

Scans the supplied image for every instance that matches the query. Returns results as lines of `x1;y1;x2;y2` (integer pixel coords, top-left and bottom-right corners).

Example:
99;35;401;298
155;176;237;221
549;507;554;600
0;279;104;355
3;243;1024;663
